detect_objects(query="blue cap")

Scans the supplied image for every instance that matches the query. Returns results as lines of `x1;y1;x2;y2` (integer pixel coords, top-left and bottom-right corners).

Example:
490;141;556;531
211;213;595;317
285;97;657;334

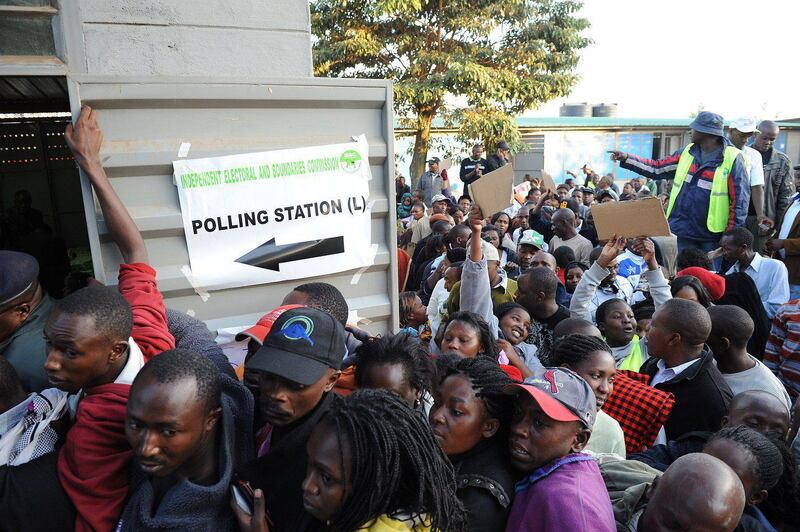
689;111;725;138
0;251;39;306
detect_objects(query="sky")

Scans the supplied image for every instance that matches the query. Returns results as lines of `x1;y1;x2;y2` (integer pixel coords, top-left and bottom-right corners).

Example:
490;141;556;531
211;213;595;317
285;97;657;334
524;0;800;120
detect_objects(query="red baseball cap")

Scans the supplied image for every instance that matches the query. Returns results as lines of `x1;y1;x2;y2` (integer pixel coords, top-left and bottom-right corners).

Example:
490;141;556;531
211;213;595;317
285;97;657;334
504;367;596;428
235;304;303;344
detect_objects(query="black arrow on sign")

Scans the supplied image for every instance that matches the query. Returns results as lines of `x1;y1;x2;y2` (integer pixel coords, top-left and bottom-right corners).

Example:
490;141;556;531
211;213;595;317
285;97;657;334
235;236;345;271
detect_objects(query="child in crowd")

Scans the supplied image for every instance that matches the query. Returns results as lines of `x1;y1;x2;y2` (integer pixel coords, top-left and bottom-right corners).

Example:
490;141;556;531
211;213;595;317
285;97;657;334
631;300;654;339
399;291;432;342
430;355;519;531
640;298;733;442
427;261;463;338
706;305;791;409
354;333;436;415
495;302;542;376
551;245;576;285
550;335;626;457
564;260;587;295
246;389;468;531
505;367;615;531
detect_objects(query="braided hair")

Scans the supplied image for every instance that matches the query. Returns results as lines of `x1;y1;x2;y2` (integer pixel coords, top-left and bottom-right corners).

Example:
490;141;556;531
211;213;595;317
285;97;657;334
761;434;800;528
550;334;613;367
437;311;499;360
434;354;513;425
355;333;436;398
319;389;467;532
707;426;783;493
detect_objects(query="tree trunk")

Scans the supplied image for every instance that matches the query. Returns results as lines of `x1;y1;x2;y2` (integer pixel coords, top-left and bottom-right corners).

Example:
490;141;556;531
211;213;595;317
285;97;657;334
409;110;435;187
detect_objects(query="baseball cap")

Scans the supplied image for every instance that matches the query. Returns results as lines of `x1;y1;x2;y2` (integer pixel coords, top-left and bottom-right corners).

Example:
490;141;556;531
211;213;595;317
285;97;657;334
581;187;595;194
246;307;347;385
235;304;303;343
431;193;448;203
496;141;510;151
427;157;441;164
729;117;759;134
505;367;596;428
0;251;39;306
518;229;544;250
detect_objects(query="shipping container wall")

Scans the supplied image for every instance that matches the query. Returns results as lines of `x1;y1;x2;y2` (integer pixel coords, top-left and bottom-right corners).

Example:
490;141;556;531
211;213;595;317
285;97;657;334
69;76;398;335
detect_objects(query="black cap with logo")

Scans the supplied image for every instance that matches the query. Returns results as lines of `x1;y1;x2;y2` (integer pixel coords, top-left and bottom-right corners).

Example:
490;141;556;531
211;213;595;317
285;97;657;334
246;307;346;385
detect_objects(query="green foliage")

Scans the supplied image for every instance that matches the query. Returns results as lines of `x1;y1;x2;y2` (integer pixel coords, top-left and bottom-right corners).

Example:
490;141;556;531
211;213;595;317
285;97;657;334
312;0;590;177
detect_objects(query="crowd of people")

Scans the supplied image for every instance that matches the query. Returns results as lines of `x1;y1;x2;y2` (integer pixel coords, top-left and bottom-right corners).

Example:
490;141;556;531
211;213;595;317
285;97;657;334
0;106;799;531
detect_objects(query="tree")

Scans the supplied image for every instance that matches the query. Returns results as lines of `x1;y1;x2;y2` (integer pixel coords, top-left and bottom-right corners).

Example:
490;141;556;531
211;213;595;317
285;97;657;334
312;0;590;184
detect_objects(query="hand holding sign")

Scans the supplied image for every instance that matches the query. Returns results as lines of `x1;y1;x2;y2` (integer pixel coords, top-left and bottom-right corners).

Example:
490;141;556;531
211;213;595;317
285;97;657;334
469;164;513;217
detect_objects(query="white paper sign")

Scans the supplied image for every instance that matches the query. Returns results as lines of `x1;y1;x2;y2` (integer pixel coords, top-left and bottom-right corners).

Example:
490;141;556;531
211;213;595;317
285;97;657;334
173;136;374;290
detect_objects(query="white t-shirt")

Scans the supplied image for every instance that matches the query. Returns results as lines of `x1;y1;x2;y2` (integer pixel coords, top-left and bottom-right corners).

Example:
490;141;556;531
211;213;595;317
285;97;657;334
742;145;764;187
778;194;800;259
722;355;792;410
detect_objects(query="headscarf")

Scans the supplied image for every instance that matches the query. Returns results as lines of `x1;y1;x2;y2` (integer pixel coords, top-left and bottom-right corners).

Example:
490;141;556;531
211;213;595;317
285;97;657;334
397;192;414;218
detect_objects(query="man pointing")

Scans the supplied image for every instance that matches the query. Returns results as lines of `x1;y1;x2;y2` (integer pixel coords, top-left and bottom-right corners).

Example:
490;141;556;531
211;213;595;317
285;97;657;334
610;112;749;252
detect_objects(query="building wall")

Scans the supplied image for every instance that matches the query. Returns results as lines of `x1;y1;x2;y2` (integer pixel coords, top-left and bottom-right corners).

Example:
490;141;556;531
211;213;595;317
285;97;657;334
783;130;800;164
59;0;312;77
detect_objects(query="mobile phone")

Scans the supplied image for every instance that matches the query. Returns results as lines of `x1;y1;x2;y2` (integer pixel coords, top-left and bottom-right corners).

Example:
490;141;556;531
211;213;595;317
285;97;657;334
232;479;255;515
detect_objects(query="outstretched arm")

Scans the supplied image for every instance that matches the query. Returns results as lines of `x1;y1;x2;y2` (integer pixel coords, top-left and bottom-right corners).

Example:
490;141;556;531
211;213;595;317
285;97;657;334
611;149;682;181
65;105;148;264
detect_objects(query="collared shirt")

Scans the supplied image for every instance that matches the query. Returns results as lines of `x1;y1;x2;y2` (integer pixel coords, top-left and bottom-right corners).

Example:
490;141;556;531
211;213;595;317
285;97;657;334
651;358;700;445
726;252;790;318
743;145;764;187
778;193;800;258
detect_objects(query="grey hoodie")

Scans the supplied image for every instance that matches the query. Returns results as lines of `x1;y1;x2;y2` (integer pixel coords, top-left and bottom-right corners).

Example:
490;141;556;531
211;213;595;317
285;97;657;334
116;374;254;531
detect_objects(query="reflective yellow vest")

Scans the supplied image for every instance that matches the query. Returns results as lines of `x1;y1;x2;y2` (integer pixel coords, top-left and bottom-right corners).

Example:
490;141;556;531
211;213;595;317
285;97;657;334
618;335;644;372
665;143;741;234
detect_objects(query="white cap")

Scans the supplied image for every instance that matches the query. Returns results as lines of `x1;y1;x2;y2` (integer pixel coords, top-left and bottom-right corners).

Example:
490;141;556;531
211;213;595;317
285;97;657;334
729;117;759;134
431;194;448;203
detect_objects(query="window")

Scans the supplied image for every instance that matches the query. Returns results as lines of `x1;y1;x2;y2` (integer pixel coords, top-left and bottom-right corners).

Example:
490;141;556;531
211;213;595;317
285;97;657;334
0;1;57;56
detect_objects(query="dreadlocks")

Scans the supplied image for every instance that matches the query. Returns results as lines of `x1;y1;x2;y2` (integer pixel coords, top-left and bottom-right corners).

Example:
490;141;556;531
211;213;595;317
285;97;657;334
320;389;467;532
355;333;436;398
434;354;513;424
550;334;612;367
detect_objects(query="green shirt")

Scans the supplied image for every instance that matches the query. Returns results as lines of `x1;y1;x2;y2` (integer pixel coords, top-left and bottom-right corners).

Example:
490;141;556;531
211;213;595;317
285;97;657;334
0;294;53;392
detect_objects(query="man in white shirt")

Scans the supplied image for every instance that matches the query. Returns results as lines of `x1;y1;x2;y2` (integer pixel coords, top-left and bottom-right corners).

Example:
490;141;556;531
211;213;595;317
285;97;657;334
721;227;790;318
728;118;772;252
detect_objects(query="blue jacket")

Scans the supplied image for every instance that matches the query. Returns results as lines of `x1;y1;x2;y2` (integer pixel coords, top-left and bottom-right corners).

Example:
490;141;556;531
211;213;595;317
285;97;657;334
620;138;749;243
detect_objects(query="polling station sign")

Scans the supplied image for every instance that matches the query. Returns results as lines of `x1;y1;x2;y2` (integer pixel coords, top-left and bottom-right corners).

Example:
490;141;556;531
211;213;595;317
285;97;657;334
173;136;374;290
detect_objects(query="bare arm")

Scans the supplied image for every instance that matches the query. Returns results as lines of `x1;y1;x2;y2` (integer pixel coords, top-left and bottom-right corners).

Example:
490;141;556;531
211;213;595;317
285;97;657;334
65;105;148;264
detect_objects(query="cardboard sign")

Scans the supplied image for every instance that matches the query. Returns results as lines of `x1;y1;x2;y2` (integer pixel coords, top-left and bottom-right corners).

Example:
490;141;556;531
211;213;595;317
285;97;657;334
591;197;671;240
469;164;514;216
440;158;452;171
540;170;557;193
173;136;374;290
513;181;532;205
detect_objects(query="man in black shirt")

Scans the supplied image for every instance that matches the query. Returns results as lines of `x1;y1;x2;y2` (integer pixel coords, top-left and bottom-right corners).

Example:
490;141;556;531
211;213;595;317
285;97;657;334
460;143;489;196
485;141;511;173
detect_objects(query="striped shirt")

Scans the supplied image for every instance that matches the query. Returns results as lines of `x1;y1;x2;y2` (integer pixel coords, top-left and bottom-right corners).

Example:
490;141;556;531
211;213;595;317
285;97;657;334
764;300;800;396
